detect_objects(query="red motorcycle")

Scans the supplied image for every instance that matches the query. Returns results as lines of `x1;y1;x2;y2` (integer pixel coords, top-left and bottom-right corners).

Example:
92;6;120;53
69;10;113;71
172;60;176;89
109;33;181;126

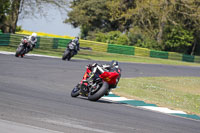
71;66;121;101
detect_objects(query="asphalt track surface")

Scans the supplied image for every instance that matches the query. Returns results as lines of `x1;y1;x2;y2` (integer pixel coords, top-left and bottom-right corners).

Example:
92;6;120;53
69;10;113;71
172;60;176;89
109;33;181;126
0;54;200;133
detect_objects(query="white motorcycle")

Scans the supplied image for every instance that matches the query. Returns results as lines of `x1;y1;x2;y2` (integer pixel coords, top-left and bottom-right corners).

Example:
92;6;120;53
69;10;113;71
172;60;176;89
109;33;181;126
62;42;77;61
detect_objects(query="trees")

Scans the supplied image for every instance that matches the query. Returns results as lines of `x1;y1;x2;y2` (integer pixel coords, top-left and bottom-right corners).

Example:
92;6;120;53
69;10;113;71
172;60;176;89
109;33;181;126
66;0;200;55
106;0;136;32
65;0;137;39
164;25;194;53
0;0;68;33
134;0;200;54
171;0;200;55
65;0;112;39
1;0;200;55
95;31;129;45
0;0;10;32
3;0;22;33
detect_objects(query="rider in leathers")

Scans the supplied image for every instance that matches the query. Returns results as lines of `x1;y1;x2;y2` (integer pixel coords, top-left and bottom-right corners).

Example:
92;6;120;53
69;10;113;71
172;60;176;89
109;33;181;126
22;33;37;53
88;60;120;76
67;37;80;55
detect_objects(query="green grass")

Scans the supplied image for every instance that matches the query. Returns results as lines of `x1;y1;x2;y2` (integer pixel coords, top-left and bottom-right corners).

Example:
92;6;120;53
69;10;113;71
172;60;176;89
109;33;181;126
1;46;200;67
114;77;200;115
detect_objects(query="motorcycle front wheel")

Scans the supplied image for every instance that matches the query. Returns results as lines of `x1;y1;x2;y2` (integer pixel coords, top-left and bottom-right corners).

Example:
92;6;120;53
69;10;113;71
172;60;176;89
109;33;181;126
71;85;81;97
67;51;74;61
62;50;70;60
88;81;109;101
67;55;71;61
15;46;24;57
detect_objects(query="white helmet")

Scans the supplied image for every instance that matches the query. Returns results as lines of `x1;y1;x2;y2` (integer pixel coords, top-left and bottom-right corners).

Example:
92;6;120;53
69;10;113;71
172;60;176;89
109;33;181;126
31;33;37;38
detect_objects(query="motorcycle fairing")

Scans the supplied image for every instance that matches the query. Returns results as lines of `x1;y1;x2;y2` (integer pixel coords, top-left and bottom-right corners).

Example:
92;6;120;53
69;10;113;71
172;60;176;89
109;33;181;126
99;71;119;85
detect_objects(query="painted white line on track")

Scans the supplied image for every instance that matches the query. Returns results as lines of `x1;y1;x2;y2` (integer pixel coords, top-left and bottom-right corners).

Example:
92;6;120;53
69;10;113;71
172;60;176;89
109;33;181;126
27;54;60;59
139;106;186;114
102;97;132;101
0;119;63;133
0;51;60;59
103;92;188;115
102;95;187;114
0;51;15;55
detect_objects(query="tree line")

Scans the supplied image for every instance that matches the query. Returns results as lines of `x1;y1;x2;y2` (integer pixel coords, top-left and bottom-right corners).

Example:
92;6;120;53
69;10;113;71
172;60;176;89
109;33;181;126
1;0;200;55
0;0;67;33
65;0;200;55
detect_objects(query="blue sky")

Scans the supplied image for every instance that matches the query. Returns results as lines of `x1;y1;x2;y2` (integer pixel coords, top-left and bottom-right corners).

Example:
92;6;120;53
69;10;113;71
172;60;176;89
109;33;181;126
17;7;80;37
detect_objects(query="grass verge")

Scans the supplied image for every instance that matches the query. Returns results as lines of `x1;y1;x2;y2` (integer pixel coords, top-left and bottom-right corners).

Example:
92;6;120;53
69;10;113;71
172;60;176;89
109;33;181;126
1;46;200;67
114;77;200;115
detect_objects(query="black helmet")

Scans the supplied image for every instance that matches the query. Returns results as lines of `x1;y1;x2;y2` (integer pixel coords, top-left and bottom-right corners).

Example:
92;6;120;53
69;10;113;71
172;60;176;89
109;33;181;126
72;37;79;44
88;63;97;70
111;60;118;67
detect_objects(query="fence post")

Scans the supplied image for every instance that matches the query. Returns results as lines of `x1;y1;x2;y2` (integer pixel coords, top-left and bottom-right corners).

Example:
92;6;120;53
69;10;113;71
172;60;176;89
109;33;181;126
0;33;10;46
107;44;134;55
35;36;40;48
182;54;194;62
53;38;59;49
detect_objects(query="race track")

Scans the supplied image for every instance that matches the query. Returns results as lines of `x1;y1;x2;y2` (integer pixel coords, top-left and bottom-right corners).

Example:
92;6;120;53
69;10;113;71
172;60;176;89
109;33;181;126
0;54;200;133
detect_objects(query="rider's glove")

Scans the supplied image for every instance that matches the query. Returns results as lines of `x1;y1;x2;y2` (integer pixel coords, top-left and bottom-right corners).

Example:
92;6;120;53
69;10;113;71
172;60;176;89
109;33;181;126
92;63;97;67
87;64;93;70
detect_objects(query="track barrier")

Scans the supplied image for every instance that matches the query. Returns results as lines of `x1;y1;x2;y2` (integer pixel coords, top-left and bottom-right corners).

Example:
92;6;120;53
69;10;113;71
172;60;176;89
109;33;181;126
0;33;200;63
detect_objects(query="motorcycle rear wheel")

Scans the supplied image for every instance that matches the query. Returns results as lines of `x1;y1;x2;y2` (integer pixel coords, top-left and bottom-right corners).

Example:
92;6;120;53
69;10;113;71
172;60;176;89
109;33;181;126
88;82;109;101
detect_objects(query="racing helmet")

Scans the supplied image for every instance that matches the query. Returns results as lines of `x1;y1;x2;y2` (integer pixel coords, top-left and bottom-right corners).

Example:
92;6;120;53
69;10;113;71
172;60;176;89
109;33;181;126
75;36;79;40
73;36;79;43
31;33;37;38
111;60;118;67
31;33;37;40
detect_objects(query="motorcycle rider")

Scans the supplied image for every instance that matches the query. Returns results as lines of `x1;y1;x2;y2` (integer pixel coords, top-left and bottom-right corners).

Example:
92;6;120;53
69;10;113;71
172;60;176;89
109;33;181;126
67;36;80;55
73;60;121;97
87;60;121;95
88;60;120;75
22;32;37;53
